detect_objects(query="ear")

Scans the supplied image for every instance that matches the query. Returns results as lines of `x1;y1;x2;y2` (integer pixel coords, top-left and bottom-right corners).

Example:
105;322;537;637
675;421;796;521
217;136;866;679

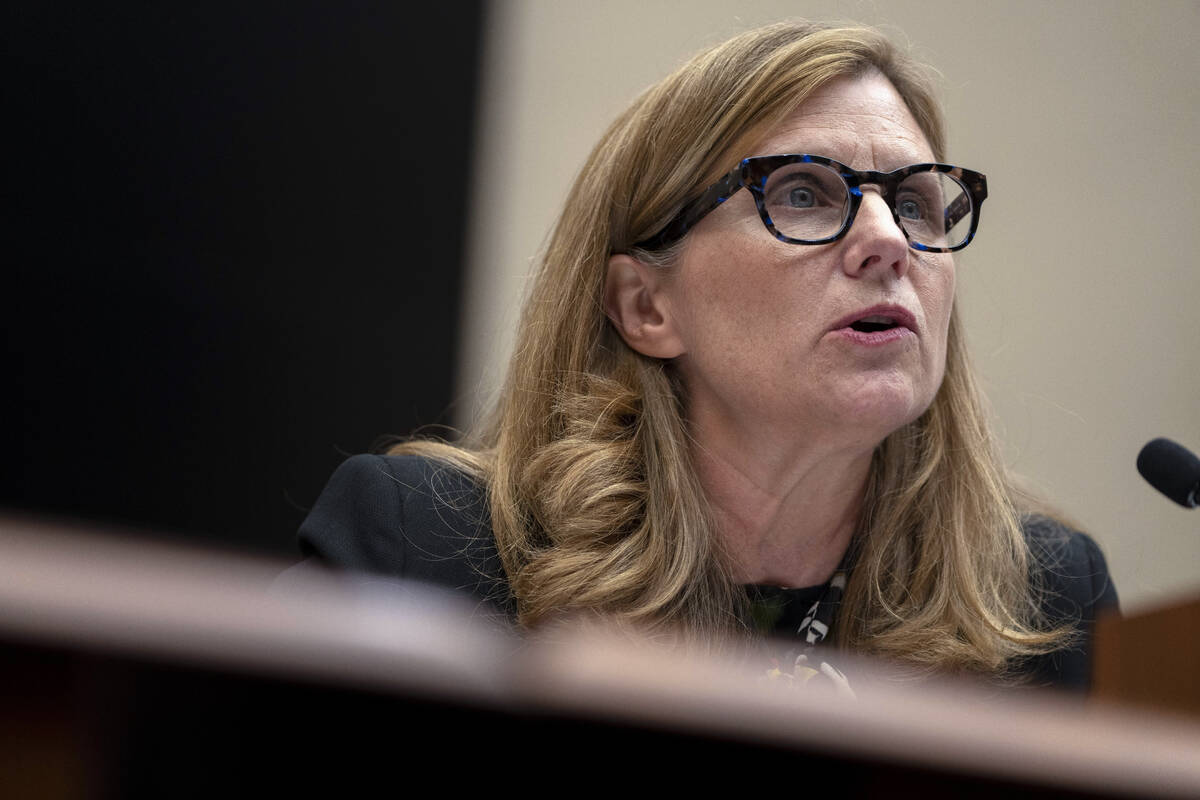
603;254;685;359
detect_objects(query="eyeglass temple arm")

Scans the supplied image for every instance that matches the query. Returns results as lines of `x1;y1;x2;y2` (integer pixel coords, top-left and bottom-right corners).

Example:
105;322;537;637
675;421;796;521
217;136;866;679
943;172;987;232
944;193;972;231
633;169;745;251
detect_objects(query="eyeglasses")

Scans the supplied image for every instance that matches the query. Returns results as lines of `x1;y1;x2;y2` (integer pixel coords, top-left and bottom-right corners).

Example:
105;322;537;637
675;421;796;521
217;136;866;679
633;154;988;253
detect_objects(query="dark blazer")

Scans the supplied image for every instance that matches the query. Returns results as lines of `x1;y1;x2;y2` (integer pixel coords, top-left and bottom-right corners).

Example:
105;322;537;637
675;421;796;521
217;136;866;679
296;453;1119;691
296;453;516;620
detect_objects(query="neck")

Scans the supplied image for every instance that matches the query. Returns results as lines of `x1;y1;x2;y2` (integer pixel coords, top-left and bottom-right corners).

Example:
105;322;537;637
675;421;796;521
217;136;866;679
691;424;873;588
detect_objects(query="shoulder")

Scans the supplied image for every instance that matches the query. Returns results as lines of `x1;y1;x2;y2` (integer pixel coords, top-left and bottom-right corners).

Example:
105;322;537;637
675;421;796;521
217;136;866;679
1020;515;1120;691
1022;515;1119;619
296;454;513;615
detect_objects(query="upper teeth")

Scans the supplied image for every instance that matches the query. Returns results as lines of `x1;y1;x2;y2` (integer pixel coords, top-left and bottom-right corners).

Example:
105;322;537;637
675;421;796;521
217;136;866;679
860;315;893;324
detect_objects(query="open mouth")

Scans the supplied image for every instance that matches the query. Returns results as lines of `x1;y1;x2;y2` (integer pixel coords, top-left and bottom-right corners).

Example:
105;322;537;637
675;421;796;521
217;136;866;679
833;305;917;338
849;315;901;333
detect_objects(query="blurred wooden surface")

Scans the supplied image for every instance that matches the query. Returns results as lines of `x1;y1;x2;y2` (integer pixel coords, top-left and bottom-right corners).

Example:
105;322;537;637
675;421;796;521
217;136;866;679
1094;595;1200;719
2;515;1199;798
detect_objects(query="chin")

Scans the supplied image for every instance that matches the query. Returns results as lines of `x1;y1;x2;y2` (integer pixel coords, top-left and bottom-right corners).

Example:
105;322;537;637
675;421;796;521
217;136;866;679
833;384;933;444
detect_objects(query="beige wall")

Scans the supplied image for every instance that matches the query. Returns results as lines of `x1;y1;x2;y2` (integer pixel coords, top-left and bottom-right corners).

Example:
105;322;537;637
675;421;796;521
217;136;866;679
458;0;1200;611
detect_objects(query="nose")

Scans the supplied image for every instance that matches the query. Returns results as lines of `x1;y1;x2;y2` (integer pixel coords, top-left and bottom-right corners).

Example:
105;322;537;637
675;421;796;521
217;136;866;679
840;190;910;279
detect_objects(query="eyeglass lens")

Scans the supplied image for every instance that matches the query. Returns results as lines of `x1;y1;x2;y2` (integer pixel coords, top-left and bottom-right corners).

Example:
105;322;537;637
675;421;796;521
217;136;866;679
762;163;974;249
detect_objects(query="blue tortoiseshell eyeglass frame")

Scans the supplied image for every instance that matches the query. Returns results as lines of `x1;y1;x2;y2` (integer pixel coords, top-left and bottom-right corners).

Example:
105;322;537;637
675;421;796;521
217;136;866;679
632;154;988;254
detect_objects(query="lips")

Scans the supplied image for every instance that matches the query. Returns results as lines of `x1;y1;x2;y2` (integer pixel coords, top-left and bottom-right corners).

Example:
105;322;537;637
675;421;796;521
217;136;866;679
831;304;918;334
830;304;918;346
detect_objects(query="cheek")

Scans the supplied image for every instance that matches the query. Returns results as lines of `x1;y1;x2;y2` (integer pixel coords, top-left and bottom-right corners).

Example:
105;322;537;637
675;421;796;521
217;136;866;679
921;257;956;372
938;265;956;335
673;238;788;344
915;252;955;316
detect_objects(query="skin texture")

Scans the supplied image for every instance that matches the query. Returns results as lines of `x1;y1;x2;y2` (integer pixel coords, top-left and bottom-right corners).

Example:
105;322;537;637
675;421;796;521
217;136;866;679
605;72;955;587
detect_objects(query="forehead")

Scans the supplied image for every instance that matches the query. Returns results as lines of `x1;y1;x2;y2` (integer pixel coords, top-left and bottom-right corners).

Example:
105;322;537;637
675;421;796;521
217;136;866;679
752;72;935;171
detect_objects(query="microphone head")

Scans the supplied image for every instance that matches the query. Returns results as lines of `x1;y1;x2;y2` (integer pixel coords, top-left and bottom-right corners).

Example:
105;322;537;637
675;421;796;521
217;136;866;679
1137;437;1200;508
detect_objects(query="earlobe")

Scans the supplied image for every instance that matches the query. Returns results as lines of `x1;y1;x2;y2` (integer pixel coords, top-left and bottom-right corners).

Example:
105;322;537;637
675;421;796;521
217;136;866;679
603;254;685;359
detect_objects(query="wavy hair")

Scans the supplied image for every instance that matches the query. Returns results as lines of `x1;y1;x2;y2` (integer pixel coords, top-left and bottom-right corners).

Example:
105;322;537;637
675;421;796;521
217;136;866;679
396;21;1067;674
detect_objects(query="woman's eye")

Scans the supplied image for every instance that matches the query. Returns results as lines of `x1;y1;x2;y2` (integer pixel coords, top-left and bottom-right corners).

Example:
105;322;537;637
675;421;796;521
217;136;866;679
765;166;843;212
787;185;817;208
897;196;924;220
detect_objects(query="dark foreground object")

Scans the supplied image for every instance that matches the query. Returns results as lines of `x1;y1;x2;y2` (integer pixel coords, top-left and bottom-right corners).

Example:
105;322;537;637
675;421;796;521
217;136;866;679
1;517;1197;799
0;643;1145;799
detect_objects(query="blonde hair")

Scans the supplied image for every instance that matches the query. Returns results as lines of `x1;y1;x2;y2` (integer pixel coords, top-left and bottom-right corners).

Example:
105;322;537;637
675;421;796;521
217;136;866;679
396;21;1066;674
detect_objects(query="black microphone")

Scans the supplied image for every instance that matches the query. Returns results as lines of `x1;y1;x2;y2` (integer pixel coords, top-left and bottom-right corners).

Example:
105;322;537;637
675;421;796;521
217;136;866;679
1137;438;1200;508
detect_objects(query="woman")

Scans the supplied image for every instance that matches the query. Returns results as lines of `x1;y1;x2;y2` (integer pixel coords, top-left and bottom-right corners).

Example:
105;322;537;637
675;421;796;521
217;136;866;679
297;21;1117;689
